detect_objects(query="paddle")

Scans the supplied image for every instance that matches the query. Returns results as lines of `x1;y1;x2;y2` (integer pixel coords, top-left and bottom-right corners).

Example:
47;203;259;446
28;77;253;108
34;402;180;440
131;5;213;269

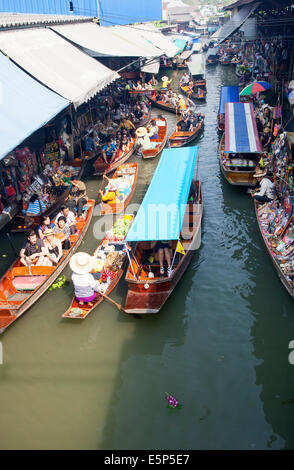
99;291;125;312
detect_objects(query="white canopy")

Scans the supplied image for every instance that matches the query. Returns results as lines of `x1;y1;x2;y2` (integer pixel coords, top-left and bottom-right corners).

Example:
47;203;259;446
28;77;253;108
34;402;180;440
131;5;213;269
52;22;161;58
130;23;179;58
211;2;260;43
141;58;160;74
0;27;119;108
187;54;205;76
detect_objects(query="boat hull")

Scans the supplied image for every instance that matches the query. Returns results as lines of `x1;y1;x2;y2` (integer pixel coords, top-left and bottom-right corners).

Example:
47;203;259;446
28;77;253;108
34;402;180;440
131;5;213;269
93;143;136;176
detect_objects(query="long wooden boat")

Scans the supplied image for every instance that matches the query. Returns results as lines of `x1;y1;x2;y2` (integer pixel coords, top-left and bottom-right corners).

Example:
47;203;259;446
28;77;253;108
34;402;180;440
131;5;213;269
93;137;136;176
0;201;20;232
134;109;151;128
254;201;294;298
124;182;203;314
179;83;206;101
9;161;85;233
219;135;258;187
62;214;134;320
147;91;194;115
142;116;168;160
97;162;138;215
0;199;95;333
168;116;204;148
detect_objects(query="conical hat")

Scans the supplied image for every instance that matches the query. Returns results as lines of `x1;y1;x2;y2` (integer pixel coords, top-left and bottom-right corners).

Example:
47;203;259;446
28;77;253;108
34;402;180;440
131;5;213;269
136;127;147;137
70;252;94;275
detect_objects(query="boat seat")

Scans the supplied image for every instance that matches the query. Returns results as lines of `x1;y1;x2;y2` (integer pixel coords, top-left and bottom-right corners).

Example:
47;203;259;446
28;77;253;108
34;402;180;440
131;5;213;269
12;266;54;278
12;275;48;291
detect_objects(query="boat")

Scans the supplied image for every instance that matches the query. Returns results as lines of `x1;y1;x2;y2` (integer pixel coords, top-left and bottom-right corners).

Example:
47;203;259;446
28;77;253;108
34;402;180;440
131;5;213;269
134;109;152;128
219;56;231;65
206;48;219;65
9;161;85;233
97;162;138;215
217;86;240;132
62;214;134;320
0;199;95;334
142;116;168;159
254;199;294;299
93;137;136;176
219;102;263;186
147;91;194;115
181;54;206;101
231;56;241;65
168;115;204;148
124;146;203;314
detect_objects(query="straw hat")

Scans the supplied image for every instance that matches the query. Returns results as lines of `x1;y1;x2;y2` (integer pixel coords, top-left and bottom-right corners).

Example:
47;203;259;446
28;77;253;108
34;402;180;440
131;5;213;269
136;127;147;137
70;252;94;275
253;169;267;178
43;228;54;237
161;76;169;82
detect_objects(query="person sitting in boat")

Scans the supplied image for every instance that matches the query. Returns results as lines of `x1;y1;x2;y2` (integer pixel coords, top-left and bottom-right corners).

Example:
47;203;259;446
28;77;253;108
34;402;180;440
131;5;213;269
38;215;55;240
43;228;63;266
187;112;199;131
20;230;47;267
133;104;143;122
177;95;187;112
70;252;100;307
260;127;273;150
102;137;117;165
69;177;88;220
120;130;130;153
54;216;71;250
99;177;122;206
145;80;153;91
151;75;158;86
251;169;276;203
117;117;136;132
25;194;46;217
176;116;191;132
147;119;159;139
135;127;158;156
150;241;173;277
161;76;172;89
255;116;264;134
135;81;143;91
115;130;122;148
197;87;205;99
180;72;190;86
56;205;77;235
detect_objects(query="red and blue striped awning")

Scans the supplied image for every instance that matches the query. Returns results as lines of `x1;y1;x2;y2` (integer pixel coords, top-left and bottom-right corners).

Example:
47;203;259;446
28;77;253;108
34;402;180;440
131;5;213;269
224;102;262;154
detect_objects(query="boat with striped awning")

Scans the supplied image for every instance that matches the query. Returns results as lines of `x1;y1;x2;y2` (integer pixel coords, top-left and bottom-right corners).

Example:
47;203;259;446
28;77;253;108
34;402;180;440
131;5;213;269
217;86;240;131
220;102;263;187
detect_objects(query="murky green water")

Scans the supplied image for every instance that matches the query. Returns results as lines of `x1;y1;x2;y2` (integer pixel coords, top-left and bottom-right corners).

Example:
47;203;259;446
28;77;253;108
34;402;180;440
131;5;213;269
0;62;294;450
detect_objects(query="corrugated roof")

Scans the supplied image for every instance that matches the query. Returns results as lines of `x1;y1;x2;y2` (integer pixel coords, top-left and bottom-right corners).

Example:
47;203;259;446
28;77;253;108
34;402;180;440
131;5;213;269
0;12;91;29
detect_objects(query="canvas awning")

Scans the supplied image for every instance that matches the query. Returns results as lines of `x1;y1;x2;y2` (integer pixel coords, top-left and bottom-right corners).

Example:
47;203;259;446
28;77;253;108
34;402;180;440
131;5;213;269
187;54;205;76
207;48;218;57
174;38;187;55
225;102;262;153
0;52;69;161
131;23;179;58
211;2;260;43
52;22;161;58
192;42;202;53
125;147;198;242
141;58;160;74
0;28;119;108
218;86;240;115
179;49;193;60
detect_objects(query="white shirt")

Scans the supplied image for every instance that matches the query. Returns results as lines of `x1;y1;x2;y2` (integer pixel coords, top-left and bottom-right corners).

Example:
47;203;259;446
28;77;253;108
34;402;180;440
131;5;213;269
255;178;275;199
72;272;99;298
56;210;76;226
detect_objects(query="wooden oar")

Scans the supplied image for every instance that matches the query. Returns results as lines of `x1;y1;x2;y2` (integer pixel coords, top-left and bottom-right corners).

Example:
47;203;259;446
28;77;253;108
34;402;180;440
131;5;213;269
99;291;125;312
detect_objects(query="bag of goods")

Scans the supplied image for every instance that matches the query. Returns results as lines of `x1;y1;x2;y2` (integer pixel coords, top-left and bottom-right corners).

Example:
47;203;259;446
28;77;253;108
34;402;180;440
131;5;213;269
104;251;124;269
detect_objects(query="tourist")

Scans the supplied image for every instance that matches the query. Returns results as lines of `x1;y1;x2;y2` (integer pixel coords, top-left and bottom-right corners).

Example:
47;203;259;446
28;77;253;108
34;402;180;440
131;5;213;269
25;194;46;217
102;137;117;164
251;169;275;203
20;230;47;267
70;252;100;307
56;205;77;234
43;228;63;266
151;241;173;277
38;215;55;240
147;119;159;139
70;177;88;219
54;216;71;250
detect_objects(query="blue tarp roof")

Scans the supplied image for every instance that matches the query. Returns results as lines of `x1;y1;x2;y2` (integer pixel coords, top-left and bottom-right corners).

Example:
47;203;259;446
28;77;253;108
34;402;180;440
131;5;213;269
174;38;187;55
125;147;198;242
0;52;69;160
218;86;240;114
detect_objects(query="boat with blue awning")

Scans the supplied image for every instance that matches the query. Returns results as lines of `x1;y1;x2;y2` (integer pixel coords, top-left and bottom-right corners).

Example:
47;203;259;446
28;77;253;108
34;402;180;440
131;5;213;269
217;86;240;131
220;102;263;187
124;146;203;314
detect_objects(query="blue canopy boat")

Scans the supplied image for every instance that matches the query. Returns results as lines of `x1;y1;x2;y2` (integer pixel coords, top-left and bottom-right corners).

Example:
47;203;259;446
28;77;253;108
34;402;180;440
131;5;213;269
217;86;240;131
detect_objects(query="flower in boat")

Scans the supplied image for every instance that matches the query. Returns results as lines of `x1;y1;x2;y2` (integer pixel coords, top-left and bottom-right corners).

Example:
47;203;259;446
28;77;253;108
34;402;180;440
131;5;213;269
165;392;181;409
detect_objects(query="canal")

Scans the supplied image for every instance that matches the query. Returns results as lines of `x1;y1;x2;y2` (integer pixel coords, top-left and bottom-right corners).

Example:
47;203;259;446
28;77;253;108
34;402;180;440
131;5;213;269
0;61;293;450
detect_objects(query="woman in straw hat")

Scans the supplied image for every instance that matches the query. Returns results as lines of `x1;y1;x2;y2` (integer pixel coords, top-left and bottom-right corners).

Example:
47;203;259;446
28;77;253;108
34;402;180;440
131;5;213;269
161;76;172;89
261;126;273;150
251;169;275;203
43;228;63;266
70;252;99;306
135;127;157;156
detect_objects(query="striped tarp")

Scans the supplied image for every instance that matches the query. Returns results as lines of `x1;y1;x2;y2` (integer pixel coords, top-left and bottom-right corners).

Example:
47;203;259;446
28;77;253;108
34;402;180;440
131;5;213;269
224;102;262;153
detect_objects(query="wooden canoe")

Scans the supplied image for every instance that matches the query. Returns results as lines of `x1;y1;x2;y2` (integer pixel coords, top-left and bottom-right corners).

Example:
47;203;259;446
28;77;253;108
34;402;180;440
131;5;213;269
219;135;259;187
0;199;95;334
168;117;204;148
124;181;203;314
147;92;195;115
9;161;85;233
142;116;168;160
254;201;294;298
93;138;136;176
62;214;134;320
97;162;138;215
179;84;206;101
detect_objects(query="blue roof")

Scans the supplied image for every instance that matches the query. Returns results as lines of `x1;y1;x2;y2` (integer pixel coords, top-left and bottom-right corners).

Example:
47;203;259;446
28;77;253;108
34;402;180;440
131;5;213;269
174;39;187;55
126;147;198;242
0;52;69;161
218;86;240;114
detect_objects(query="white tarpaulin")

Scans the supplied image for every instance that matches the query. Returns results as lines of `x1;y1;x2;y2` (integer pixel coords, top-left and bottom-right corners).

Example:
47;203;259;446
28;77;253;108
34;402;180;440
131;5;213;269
0;27;119;108
187;54;205;76
52;22;161;58
211;2;260;43
239;17;257;40
130;23;179;58
141;58;160;74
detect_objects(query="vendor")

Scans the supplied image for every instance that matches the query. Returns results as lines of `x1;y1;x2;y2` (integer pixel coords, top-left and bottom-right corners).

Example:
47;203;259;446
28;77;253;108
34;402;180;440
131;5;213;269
70;177;88;219
261;127;273;150
161;76;172;89
135;127;158;156
70;252;100;307
251;169;276;203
